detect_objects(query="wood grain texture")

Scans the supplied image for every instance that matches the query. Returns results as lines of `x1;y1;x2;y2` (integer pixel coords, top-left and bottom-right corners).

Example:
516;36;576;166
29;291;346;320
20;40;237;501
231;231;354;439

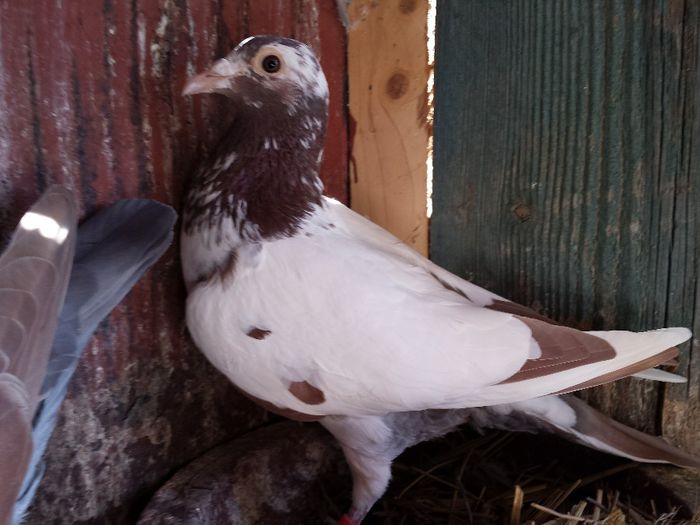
433;0;699;452
347;0;430;255
0;1;347;522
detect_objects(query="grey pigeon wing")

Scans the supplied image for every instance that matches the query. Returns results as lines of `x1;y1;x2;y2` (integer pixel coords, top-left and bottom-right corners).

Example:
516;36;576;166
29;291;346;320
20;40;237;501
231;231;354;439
0;186;77;409
12;199;176;524
65;199;177;331
39;198;176;397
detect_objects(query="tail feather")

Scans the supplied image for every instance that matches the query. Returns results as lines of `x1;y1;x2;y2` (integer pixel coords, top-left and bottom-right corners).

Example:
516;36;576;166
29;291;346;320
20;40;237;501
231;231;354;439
632;367;686;383
485;395;700;469
562;395;700;468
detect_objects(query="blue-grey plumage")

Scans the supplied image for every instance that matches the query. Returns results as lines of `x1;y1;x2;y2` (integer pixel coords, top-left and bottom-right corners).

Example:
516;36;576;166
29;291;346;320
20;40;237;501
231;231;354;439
8;197;176;525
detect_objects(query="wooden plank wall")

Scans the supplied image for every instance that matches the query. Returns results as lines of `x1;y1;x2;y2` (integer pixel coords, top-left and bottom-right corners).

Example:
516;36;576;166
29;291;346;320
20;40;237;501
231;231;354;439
433;0;700;454
347;0;431;255
0;1;347;522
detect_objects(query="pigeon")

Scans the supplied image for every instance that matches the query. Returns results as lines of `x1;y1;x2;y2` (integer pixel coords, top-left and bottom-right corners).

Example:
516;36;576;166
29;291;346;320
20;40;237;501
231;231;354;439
181;36;698;525
0;186;176;525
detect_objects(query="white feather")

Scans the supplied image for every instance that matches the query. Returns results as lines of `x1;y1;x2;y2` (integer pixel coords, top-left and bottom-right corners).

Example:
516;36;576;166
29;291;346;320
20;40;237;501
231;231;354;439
632;368;687;383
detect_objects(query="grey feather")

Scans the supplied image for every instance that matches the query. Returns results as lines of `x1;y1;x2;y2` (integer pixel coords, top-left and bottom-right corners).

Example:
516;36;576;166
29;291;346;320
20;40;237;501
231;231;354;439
11;199;176;524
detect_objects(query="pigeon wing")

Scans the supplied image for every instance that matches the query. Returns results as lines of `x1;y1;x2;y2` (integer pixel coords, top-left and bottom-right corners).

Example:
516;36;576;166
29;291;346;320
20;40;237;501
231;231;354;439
12;199;176;523
0;186;77;525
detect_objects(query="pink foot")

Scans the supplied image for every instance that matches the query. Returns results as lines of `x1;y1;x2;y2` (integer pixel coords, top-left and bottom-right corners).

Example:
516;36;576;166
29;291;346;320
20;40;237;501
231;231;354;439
338;515;356;525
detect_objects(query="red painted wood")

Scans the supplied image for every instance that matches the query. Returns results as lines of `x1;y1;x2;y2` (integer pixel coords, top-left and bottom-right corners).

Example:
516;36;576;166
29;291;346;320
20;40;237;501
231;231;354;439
0;1;347;522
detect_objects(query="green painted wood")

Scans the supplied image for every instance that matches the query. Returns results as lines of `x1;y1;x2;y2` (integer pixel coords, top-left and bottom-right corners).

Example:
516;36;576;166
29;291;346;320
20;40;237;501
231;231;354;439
433;0;699;453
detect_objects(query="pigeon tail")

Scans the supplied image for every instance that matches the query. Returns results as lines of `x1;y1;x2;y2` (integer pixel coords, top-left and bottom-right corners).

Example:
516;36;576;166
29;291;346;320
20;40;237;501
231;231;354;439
12;199;176;524
556;396;700;468
480;396;700;469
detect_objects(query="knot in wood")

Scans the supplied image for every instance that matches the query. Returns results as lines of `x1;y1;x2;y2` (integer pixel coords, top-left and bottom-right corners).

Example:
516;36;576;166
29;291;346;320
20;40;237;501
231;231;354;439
386;72;409;99
399;0;417;13
512;203;531;222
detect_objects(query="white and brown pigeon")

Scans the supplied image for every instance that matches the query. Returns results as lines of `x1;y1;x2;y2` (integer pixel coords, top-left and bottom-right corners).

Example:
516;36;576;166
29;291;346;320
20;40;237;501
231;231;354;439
181;36;699;525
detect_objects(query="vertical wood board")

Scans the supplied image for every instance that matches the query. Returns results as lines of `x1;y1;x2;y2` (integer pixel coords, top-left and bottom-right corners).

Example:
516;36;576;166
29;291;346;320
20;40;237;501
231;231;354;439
433;0;699;453
348;0;430;255
0;1;348;522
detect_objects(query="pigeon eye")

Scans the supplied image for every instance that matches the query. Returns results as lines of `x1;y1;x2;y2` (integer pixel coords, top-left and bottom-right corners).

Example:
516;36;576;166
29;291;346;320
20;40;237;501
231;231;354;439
262;55;281;73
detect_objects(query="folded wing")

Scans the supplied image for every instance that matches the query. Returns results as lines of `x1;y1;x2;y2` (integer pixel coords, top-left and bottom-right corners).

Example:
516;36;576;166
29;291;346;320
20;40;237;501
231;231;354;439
247;200;691;416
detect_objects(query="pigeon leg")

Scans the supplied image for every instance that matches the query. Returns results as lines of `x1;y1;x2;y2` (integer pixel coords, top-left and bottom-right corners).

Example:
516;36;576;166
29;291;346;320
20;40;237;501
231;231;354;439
335;449;391;524
322;416;394;525
339;444;392;524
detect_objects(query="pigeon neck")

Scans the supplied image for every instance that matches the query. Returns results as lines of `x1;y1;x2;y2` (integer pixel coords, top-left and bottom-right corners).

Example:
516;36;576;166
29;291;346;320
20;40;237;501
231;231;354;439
184;100;327;244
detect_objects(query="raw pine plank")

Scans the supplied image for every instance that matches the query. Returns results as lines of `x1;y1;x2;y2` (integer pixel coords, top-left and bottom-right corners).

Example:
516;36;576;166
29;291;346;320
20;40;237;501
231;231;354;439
433;0;699;453
348;0;430;255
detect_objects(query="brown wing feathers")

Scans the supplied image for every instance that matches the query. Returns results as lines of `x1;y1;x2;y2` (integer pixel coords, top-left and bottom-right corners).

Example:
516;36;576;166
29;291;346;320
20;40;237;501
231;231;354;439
556;346;679;395
500;316;617;383
486;298;681;389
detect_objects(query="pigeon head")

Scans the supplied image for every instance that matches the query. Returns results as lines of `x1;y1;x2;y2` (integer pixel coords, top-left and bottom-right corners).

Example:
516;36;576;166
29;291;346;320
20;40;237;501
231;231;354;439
182;36;328;243
183;36;328;117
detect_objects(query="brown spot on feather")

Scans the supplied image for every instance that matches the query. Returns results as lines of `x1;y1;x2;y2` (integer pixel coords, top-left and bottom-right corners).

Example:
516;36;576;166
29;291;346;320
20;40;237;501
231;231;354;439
236;388;323;422
289;380;325;405
246;327;271;340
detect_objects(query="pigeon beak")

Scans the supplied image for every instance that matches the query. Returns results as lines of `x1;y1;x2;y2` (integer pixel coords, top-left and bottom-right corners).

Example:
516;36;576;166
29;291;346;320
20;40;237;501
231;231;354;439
182;72;229;96
182;58;243;96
